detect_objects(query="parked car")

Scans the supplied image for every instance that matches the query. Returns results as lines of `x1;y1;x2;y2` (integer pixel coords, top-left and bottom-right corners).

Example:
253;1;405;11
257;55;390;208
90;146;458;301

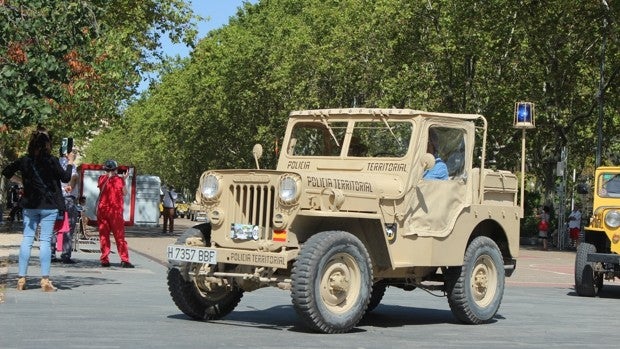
176;200;189;218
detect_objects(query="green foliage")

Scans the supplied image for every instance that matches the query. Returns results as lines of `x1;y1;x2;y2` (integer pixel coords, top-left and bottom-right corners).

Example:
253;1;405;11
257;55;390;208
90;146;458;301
76;0;620;196
0;0;199;166
0;0;98;128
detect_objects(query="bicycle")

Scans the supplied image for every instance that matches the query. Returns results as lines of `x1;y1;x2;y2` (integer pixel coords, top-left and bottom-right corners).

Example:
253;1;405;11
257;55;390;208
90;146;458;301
72;204;99;252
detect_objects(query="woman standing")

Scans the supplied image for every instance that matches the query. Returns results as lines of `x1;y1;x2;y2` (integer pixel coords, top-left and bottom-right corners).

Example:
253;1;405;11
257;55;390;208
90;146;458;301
537;206;551;251
2;127;75;291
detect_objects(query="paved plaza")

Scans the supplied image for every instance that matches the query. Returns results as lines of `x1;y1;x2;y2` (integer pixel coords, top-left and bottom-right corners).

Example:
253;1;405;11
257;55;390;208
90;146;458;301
1;218;619;348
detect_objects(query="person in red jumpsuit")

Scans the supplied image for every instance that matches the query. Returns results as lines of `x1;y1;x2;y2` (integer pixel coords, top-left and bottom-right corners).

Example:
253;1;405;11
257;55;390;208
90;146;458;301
96;160;134;268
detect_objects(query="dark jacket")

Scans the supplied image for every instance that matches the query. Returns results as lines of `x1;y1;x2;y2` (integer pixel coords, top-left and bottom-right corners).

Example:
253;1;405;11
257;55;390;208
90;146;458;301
2;155;73;210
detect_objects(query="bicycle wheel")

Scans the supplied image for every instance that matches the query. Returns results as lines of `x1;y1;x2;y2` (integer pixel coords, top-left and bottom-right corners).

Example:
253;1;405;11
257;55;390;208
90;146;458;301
73;217;83;252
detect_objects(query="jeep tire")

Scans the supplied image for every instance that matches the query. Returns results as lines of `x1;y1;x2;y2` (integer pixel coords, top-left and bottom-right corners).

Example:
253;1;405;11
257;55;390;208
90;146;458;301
445;236;505;324
366;283;387;314
575;242;600;297
167;227;244;320
291;231;372;333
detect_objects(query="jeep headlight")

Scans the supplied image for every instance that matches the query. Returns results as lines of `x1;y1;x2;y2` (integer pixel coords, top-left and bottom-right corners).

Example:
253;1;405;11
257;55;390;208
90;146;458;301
201;174;221;200
279;175;300;204
605;210;620;228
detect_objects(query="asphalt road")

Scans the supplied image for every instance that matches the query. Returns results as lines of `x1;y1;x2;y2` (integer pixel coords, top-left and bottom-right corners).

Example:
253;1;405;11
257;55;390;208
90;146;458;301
1;218;619;348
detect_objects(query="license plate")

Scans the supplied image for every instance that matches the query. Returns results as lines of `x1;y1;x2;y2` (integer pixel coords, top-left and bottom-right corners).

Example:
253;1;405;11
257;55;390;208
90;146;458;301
167;245;217;264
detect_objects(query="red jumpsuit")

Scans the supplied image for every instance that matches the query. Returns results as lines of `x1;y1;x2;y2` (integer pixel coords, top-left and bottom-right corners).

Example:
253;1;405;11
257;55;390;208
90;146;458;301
97;173;130;264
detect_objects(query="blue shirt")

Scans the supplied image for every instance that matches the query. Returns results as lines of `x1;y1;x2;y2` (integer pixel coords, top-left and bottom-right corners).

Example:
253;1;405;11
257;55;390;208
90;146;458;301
423;157;449;180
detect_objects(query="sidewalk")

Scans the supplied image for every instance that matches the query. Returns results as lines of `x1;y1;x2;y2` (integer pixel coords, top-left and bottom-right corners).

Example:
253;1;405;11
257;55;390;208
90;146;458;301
0;218;195;302
0;217;193;267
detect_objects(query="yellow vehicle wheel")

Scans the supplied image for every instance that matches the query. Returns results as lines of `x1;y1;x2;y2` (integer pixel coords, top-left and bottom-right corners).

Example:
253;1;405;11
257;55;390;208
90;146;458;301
575;242;601;297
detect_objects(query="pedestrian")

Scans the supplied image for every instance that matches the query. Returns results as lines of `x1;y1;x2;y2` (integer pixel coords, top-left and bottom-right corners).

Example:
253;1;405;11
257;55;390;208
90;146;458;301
8;184;24;222
568;204;582;249
537;205;551;251
161;184;178;234
58;147;80;263
5;184;15;220
0;193;4;225
1;126;75;291
96;159;134;268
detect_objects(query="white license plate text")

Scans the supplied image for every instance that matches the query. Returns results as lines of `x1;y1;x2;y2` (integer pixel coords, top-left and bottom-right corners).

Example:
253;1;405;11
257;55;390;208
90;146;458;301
167;245;217;264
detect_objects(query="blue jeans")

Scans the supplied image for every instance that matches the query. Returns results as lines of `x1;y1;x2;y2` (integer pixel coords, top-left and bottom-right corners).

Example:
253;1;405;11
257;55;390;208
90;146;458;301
19;208;58;277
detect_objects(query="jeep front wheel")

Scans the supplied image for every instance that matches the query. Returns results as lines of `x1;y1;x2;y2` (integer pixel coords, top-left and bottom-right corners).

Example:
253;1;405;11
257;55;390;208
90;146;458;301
291;231;372;333
167;228;244;320
445;236;505;324
575;242;600;297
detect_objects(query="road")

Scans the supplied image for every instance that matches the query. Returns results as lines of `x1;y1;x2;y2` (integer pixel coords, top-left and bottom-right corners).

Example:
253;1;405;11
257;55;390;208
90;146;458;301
1;218;619;348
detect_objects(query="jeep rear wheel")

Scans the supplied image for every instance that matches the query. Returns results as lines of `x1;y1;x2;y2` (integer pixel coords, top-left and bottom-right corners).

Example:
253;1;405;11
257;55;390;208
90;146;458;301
291;231;372;333
366;283;387;314
167;228;244;320
445;236;505;324
575;242;600;297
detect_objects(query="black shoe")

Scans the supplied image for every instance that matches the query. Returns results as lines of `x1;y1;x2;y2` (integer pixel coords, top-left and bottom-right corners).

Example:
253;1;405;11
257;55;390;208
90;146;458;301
120;261;135;268
51;256;60;263
101;262;110;267
62;258;77;264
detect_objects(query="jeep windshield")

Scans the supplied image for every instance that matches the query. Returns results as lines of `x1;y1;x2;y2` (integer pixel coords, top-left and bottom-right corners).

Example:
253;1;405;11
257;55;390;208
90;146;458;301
599;173;620;198
287;120;413;158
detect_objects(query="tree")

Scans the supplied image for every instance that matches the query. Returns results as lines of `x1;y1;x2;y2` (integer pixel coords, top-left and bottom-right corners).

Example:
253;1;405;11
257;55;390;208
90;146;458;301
0;0;199;161
86;0;619;198
0;0;100;130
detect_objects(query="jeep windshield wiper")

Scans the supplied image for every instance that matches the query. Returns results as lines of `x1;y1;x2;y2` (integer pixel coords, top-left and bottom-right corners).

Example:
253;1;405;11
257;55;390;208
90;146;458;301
318;112;340;147
377;111;403;148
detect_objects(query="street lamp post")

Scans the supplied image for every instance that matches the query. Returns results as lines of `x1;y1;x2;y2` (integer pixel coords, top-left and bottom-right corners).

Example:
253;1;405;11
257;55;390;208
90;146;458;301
596;18;606;167
514;102;535;219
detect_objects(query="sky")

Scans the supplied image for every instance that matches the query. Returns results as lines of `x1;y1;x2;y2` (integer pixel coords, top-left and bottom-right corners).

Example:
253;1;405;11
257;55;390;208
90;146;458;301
162;1;254;58
138;1;255;92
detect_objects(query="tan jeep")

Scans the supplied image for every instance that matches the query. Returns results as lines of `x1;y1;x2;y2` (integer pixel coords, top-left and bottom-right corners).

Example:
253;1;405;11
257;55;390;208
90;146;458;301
167;108;521;333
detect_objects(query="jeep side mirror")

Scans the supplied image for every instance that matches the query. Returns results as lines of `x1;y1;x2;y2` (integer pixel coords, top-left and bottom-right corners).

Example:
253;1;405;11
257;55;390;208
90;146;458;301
421;153;436;171
253;143;263;169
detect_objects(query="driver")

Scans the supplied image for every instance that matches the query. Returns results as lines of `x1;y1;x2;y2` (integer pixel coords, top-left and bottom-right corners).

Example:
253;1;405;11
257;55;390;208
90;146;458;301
423;128;448;180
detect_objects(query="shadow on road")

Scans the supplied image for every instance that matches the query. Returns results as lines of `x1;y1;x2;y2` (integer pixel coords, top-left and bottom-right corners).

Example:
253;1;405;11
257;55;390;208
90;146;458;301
566;284;620;298
165;302;468;333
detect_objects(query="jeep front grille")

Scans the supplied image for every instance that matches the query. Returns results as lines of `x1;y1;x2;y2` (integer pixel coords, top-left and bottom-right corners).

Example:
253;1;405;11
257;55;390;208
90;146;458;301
229;184;275;236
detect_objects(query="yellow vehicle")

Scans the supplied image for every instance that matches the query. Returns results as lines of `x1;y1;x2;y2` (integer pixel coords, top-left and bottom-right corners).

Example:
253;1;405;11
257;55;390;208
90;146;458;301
575;166;620;296
160;196;189;218
176;200;190;218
